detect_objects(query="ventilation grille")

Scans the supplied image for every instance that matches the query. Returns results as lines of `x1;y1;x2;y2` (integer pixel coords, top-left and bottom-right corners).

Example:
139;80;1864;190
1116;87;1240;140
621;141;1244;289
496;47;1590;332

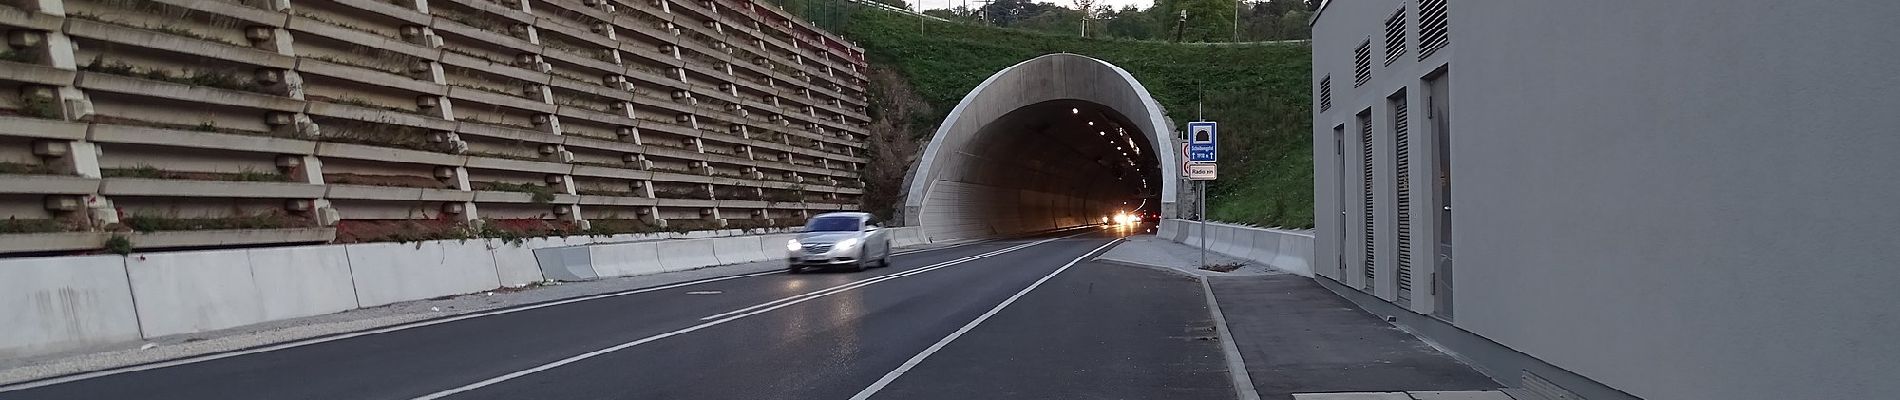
1419;0;1449;60
1353;41;1372;87
1393;97;1413;305
1360;114;1376;291
1519;370;1587;400
1319;76;1333;112
1383;8;1407;66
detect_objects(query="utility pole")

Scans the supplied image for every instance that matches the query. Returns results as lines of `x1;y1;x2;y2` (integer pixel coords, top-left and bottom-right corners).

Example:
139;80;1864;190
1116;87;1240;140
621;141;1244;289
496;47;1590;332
1232;0;1241;42
1174;10;1187;43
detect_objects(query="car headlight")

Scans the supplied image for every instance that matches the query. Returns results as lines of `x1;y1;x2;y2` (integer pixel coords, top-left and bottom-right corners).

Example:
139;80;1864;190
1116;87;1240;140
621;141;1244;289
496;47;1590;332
835;237;861;251
786;239;801;252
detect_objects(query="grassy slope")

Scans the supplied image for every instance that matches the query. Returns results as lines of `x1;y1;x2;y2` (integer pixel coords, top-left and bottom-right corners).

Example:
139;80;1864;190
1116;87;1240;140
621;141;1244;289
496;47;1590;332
839;8;1315;228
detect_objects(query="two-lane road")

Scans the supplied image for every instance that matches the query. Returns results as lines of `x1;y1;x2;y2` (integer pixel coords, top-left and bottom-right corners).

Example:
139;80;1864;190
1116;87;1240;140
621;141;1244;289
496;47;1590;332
2;228;1232;400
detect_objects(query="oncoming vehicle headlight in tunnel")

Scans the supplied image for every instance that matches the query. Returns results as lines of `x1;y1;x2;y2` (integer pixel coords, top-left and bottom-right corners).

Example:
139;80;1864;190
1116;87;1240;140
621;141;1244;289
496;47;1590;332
834;237;861;251
786;239;801;252
1112;212;1138;226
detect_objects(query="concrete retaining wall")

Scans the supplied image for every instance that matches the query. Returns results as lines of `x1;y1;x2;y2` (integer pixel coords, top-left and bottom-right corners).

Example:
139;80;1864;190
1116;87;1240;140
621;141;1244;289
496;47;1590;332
1160;219;1314;277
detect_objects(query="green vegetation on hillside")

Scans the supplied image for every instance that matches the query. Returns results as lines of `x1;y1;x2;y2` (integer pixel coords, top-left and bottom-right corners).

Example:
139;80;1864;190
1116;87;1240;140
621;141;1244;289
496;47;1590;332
783;4;1314;228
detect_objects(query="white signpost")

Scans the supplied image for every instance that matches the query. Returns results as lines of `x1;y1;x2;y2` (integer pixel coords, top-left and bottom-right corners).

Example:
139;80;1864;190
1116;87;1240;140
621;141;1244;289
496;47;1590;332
1183;121;1217;267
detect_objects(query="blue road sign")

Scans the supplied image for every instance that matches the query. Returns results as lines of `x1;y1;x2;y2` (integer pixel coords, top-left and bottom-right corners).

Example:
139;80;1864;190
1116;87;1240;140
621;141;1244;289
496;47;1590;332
1186;121;1217;162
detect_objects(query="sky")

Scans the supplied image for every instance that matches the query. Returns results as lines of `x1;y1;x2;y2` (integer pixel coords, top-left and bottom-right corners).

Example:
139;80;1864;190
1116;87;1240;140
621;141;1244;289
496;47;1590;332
905;0;1157;12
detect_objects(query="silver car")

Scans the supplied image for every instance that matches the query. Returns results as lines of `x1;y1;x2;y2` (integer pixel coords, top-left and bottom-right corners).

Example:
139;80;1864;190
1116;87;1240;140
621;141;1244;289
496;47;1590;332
785;212;891;273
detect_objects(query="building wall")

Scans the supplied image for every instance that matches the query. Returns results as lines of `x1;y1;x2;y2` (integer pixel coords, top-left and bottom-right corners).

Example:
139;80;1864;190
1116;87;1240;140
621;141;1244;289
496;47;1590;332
0;0;874;252
1315;1;1900;399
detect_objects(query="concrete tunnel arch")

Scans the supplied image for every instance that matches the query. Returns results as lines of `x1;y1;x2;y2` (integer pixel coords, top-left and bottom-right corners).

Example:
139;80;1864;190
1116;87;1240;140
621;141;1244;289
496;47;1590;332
900;53;1179;241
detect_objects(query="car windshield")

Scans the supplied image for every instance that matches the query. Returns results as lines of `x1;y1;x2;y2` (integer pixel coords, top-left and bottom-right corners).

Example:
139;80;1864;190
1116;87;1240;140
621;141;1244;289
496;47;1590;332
804;217;862;232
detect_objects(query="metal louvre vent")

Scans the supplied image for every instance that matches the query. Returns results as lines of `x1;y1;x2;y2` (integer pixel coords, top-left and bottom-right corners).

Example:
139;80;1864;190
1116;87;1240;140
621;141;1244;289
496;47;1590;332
1360;113;1376;291
1419;0;1449;60
1353;41;1372;87
1393;97;1413;305
1319;76;1333;112
1384;8;1407;66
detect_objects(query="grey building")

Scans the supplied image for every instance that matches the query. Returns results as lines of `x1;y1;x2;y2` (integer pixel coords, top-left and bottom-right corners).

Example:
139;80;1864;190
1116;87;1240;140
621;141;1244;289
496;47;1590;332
1310;1;1900;399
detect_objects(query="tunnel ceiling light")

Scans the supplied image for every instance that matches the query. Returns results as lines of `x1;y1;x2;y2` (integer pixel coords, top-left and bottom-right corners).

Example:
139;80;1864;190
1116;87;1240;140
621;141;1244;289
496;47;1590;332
1071;108;1079;114
1087;121;1095;126
1098;131;1105;136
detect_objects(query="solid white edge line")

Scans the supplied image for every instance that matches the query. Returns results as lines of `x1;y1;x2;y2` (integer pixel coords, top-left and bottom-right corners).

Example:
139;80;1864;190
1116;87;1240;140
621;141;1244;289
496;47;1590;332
0;235;1033;392
845;238;1122;400
1202;277;1263;400
408;232;1090;400
0;274;745;392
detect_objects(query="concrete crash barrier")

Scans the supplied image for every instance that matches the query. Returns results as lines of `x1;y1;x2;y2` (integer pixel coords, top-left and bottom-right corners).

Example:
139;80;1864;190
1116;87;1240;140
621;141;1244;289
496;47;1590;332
346;240;504;308
0;255;143;359
710;236;768;265
1156;220;1179;241
756;234;796;262
887;227;927;247
655;238;720;272
588;241;664;278
489;241;547;287
126;246;361;338
1164;219;1315;277
532;246;599;281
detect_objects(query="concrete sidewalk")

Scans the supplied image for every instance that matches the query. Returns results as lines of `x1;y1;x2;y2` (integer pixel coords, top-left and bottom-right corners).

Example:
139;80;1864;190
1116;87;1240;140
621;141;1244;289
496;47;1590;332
1098;235;1286;277
1098;235;1503;400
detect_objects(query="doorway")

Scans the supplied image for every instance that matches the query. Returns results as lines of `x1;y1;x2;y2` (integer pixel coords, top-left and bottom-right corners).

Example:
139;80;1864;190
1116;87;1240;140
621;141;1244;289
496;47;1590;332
1426;70;1454;321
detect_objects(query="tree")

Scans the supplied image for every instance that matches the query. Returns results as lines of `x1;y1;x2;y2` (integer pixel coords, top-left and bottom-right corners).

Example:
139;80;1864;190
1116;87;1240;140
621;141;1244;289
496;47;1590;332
1239;0;1312;41
1101;5;1157;40
1071;0;1095;36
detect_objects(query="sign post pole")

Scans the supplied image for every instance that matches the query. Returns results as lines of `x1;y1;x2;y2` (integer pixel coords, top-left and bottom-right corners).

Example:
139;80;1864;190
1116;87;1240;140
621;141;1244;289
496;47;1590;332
1183;121;1217;268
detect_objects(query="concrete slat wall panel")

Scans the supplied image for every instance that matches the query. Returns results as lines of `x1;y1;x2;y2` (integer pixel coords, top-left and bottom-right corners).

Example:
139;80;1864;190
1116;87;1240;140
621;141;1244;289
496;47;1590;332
0;255;142;359
126;249;265;338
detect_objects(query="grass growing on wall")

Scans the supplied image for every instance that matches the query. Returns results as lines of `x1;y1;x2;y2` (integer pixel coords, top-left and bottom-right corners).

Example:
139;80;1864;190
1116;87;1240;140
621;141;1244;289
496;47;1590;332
792;5;1315;228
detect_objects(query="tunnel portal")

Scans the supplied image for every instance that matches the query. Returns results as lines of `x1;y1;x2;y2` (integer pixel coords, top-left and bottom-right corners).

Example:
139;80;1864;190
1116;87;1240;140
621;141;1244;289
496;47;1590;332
900;54;1178;241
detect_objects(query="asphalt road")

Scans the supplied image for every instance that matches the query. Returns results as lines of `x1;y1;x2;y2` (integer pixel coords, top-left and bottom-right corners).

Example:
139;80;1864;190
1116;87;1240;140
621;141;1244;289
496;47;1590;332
0;227;1233;400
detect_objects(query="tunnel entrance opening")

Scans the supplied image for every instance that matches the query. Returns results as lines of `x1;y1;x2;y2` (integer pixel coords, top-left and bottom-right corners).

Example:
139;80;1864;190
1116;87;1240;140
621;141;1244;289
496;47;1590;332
954;100;1162;229
901;54;1179;241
